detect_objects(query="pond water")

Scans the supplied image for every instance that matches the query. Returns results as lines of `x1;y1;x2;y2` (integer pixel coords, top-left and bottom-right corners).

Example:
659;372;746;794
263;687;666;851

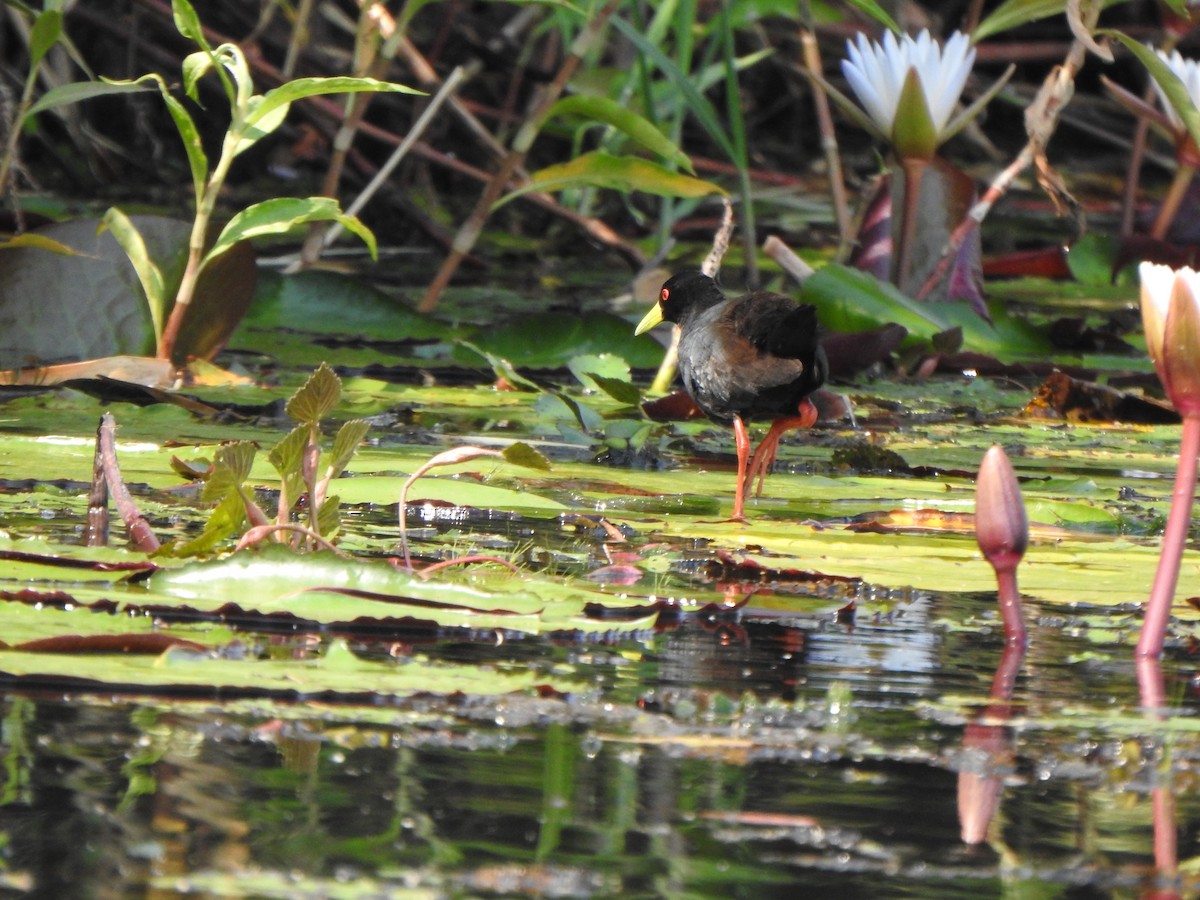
2;586;1198;898
2;266;1199;897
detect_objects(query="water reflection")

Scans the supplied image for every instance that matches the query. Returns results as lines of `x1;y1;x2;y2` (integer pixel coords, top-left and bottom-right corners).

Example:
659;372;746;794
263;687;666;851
0;596;1197;896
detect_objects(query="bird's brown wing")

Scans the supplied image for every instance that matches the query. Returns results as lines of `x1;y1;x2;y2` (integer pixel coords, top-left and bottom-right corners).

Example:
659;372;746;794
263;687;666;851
726;292;822;362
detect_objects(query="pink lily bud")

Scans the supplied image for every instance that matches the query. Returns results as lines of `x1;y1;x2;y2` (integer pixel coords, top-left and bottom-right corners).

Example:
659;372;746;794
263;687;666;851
975;446;1028;574
1139;262;1200;418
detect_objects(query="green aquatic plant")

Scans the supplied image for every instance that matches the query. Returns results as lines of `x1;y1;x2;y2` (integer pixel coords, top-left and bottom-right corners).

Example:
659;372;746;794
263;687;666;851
25;0;419;364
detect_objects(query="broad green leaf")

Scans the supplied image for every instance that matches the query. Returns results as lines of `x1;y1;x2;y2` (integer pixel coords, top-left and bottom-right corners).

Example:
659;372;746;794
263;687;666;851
542;96;694;173
99;208;167;344
249;76;424;127
1106;30;1200;155
328;419;371;479
0;215;190;367
25;77;157;120
802;263;952;339
498;151;725;208
803;262;1051;356
28;9;62;68
287;362;342;424
203;197;377;266
459;311;665;369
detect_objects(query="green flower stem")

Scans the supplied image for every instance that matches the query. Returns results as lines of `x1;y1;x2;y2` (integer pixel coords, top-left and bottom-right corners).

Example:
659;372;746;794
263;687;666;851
1150;162;1196;241
1137;412;1200;660
157;117;240;360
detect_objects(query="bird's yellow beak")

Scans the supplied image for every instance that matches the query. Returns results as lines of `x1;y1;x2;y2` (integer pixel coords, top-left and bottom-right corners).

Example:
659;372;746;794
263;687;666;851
634;303;664;335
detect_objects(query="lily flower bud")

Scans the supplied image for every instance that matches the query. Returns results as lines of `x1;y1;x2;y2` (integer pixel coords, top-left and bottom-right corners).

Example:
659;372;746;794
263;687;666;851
975;446;1028;574
1139;262;1200;418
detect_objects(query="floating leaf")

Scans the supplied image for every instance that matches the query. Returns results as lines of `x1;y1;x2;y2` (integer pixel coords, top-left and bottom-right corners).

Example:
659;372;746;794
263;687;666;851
502;442;552;471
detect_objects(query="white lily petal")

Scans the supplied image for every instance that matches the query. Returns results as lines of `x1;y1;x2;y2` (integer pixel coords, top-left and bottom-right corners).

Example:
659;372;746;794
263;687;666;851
842;61;891;131
842;29;976;150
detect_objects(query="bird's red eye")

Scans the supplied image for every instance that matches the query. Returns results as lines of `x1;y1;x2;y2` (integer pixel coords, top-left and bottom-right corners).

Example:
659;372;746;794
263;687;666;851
660;287;670;302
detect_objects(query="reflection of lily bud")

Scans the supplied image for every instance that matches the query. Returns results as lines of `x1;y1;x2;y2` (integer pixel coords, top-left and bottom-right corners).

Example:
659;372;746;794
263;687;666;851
957;724;1008;845
957;641;1024;845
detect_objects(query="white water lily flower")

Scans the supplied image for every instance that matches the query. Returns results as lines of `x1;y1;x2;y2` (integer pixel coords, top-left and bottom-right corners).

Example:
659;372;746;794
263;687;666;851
842;30;975;160
1152;48;1200;131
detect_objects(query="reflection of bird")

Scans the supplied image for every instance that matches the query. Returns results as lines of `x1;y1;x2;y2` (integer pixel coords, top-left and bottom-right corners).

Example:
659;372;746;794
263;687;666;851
635;271;828;519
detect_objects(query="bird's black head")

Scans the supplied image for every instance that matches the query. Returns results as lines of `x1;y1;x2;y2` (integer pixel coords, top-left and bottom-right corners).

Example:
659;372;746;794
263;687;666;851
658;270;725;324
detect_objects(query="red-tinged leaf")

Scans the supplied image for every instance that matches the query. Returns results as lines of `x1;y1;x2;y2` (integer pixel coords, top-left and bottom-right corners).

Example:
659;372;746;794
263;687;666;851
299;587;535;616
641;390;705;422
983;246;1072;279
0;549;159;573
1113;235;1200;277
821;325;908;378
847;175;893;281
11;634;208;654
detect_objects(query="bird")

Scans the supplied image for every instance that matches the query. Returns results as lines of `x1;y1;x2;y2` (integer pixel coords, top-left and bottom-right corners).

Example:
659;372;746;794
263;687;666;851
635;270;827;520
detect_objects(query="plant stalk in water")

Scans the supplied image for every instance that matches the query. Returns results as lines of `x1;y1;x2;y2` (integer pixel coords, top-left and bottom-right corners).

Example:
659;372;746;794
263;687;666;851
974;445;1028;647
1137;263;1200;661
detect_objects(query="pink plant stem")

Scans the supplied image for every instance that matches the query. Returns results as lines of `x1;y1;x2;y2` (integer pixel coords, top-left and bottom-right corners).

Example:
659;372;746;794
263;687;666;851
1147;787;1176;897
1138;655;1168;711
995;567;1026;648
1150;164;1197;241
1137;414;1200;661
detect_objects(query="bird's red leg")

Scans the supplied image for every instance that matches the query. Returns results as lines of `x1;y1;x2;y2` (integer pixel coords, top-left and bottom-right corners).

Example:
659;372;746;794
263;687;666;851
746;399;820;497
732;415;751;520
